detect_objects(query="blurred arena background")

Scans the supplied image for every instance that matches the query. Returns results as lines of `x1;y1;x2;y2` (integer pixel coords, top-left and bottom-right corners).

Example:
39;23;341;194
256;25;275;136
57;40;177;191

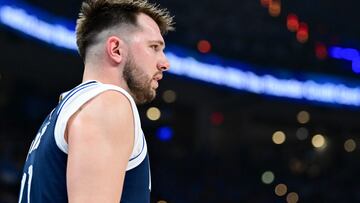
1;0;360;202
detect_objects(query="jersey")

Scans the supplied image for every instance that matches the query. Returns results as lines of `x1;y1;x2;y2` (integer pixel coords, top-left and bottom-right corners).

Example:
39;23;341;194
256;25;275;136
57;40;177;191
18;80;151;203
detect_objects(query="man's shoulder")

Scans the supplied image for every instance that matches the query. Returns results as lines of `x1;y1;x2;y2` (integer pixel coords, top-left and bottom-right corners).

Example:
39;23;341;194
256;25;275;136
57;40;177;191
76;89;133;123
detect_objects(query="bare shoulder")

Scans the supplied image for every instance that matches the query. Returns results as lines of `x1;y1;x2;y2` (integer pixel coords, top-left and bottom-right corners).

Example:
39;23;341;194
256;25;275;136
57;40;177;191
79;90;133;120
65;89;135;143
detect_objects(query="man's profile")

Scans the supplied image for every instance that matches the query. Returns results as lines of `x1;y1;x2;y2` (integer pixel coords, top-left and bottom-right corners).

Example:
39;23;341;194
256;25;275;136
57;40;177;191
18;0;174;202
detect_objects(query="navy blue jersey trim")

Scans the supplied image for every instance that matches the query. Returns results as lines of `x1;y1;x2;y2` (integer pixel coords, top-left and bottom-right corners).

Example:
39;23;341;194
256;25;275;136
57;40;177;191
57;81;98;114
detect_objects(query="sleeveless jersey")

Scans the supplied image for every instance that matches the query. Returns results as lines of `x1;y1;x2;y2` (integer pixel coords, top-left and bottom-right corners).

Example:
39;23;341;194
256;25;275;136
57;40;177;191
18;80;151;203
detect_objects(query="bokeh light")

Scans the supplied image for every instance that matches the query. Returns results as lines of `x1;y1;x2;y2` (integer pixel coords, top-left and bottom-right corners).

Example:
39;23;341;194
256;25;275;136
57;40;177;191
275;183;288;196
197;40;211;53
261;171;275;184
162;90;177;103
272;131;286;144
297;110;310;124
286;192;299;203
311;134;326;149
287;13;299;32
344;139;356;152
147;107;161;121
156;126;174;142
315;42;328;60
157;201;167;203
269;0;281;17
297;22;309;43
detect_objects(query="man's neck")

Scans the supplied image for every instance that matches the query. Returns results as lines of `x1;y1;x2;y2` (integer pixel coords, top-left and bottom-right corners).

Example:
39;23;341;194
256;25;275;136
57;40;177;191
82;64;131;94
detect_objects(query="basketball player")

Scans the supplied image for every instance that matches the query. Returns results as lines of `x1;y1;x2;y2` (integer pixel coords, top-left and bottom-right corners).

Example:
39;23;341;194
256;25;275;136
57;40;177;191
18;0;174;202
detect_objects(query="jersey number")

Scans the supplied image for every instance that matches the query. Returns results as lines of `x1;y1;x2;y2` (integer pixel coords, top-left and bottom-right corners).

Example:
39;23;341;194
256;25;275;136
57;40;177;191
19;114;52;202
18;165;33;203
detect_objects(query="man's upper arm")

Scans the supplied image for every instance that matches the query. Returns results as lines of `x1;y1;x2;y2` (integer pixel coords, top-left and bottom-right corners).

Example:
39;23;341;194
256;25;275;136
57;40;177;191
66;90;134;203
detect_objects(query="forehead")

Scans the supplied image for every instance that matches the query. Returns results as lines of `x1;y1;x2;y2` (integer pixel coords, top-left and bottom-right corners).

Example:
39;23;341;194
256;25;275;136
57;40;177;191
131;13;165;43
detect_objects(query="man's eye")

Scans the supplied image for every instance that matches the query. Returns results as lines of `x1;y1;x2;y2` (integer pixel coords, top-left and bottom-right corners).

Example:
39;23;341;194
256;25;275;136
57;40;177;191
151;45;158;50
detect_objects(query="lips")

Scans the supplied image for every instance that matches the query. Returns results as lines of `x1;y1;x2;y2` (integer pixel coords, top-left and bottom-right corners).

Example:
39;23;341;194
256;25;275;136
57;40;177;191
153;73;163;81
152;72;162;89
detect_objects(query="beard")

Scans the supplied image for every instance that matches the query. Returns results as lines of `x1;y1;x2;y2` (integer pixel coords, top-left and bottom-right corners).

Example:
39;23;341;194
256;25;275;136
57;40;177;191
123;55;156;104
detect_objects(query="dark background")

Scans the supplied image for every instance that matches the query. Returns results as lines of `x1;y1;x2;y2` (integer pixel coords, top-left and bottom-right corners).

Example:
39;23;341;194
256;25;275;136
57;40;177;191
1;0;360;202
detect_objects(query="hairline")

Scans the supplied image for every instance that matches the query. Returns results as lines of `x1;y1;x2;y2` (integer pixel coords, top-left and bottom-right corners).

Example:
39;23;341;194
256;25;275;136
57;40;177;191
85;12;164;62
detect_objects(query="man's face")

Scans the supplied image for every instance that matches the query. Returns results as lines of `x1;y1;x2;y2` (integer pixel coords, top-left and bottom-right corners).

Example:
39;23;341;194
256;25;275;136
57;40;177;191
123;13;170;104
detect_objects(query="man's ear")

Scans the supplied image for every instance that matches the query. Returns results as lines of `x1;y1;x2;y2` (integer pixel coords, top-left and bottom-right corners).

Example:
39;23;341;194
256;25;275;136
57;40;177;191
106;36;126;64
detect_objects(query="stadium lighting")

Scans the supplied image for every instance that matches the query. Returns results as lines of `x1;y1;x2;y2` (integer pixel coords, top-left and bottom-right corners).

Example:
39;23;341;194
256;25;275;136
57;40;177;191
1;1;360;106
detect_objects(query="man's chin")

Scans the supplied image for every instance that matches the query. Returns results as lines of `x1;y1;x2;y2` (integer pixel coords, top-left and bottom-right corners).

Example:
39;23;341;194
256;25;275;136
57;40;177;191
134;90;156;104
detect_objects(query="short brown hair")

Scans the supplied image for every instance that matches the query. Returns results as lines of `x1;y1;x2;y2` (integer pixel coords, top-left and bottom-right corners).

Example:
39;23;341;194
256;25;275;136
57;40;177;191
76;0;175;60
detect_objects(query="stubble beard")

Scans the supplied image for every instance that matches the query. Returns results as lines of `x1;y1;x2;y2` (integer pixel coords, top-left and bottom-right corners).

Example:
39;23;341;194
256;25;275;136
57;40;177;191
123;56;156;104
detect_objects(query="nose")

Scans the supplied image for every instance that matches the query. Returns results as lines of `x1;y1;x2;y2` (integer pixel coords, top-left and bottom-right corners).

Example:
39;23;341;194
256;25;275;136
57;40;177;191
157;53;170;71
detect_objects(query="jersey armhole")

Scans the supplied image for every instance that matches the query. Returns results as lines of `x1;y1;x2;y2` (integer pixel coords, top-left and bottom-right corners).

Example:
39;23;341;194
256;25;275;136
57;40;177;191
54;85;106;154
